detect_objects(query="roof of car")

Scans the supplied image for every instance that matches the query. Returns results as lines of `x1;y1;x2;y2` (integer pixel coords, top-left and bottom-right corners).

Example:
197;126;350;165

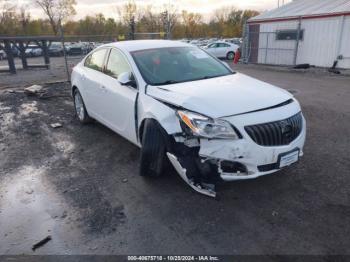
210;41;232;45
103;40;190;52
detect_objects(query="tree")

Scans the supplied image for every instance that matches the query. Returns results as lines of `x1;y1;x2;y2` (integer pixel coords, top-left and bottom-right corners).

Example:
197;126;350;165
35;0;76;35
0;0;20;35
181;10;202;38
160;3;178;38
117;0;139;39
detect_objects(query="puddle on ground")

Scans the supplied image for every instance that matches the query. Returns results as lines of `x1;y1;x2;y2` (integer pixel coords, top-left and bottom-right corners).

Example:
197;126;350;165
0;165;84;254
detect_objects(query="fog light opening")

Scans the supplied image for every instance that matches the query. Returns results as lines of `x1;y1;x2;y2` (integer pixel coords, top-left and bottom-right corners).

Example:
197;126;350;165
219;160;248;175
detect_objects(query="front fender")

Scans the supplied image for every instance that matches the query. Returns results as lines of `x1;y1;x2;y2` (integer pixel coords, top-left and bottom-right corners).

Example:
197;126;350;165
138;94;182;137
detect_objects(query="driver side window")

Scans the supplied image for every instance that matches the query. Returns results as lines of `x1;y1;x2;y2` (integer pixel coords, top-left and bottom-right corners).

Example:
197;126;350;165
105;49;131;79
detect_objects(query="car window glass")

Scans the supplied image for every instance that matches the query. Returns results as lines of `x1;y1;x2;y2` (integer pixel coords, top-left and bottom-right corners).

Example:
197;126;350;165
105;49;131;78
84;49;106;72
132;47;232;85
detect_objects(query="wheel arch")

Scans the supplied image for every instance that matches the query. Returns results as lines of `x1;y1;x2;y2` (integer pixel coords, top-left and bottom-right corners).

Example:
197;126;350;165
71;85;78;97
137;96;182;144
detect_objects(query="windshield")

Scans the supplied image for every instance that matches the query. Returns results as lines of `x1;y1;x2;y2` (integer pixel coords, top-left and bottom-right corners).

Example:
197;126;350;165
131;47;233;85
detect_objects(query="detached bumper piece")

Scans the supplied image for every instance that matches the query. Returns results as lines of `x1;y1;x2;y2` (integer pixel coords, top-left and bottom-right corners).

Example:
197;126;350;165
167;153;217;198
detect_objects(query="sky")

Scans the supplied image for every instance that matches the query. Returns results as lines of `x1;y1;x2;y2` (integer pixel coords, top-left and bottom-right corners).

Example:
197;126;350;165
16;0;292;20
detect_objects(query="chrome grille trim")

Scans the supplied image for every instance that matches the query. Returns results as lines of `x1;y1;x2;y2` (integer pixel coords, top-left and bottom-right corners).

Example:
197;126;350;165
244;112;303;146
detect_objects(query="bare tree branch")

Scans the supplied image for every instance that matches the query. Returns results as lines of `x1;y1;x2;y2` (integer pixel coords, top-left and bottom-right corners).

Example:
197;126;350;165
34;0;76;35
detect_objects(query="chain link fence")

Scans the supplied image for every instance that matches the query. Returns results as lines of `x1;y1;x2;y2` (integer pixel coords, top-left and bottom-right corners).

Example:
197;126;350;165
0;32;169;87
242;22;302;66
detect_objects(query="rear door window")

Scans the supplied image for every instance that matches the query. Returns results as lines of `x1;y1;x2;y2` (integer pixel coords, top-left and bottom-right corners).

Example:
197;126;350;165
84;48;107;72
105;49;131;78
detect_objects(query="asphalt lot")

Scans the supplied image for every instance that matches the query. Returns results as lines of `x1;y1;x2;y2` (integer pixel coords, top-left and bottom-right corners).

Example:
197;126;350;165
0;63;349;255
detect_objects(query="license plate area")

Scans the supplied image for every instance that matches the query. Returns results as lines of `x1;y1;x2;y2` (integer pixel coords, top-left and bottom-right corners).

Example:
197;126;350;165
278;148;300;168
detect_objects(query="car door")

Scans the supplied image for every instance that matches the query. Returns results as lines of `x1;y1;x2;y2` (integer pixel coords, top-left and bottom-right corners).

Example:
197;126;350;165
80;48;109;119
206;43;219;57
96;48;138;144
216;43;229;58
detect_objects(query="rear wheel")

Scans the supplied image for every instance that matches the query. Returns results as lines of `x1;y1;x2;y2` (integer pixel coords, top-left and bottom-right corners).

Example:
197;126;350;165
73;89;91;124
139;119;169;177
226;51;235;60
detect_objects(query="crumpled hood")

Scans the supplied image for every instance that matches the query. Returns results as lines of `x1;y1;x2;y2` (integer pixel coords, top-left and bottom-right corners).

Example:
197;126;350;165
146;73;293;118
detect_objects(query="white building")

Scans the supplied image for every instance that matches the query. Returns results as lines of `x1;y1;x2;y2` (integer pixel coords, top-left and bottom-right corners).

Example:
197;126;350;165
246;0;350;69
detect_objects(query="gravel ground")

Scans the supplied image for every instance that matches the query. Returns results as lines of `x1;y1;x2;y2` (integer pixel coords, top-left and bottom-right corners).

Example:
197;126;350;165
0;64;349;256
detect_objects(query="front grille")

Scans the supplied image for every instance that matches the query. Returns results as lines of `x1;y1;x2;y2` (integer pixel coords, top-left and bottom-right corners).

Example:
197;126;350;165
245;112;303;146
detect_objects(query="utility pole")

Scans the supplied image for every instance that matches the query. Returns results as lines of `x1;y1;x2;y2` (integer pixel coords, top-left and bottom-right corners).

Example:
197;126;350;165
59;19;70;82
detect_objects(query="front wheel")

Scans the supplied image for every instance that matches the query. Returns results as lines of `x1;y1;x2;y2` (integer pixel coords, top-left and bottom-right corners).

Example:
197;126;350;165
226;51;235;60
139;120;169;177
73;89;91;124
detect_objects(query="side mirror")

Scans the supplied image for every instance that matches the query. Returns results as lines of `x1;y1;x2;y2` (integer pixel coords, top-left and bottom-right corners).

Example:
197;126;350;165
117;72;137;88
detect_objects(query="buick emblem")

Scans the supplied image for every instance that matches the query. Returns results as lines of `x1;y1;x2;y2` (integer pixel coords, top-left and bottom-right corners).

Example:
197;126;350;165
280;121;292;138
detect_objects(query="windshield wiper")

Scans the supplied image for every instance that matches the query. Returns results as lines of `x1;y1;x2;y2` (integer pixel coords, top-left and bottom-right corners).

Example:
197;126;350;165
153;80;180;86
200;75;216;80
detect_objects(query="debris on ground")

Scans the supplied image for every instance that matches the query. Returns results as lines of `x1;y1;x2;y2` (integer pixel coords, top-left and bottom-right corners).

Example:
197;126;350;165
272;211;279;217
32;235;52;251
61;211;68;219
50;123;62;128
25;189;34;194
24;85;43;95
293;63;312;69
328;61;341;74
122;178;128;183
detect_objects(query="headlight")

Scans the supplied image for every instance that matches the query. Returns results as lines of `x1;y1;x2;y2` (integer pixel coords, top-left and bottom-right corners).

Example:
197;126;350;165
177;110;239;139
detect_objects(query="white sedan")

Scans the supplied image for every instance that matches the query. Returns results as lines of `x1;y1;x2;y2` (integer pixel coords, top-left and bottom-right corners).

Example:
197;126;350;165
71;40;306;197
204;41;239;60
0;50;6;60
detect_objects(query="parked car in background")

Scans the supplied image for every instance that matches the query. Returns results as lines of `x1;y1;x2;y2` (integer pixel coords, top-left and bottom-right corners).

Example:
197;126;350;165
10;45;20;57
225;38;242;46
25;45;43;57
0;50;7;60
204;41;239;60
49;42;64;57
71;40;306;197
68;42;89;56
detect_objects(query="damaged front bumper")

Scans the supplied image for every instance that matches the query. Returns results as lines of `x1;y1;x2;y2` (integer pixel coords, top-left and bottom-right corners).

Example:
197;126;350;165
166;105;306;197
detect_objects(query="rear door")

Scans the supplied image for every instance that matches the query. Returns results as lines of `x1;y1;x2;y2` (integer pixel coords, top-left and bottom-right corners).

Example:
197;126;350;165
217;43;230;57
81;48;109;118
206;43;219;57
96;48;138;144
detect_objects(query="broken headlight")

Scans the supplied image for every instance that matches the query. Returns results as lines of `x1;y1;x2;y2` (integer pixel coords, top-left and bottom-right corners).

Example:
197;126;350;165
177;110;239;139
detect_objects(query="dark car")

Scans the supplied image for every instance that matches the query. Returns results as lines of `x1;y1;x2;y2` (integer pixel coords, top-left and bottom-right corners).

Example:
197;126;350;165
68;43;89;56
49;43;64;57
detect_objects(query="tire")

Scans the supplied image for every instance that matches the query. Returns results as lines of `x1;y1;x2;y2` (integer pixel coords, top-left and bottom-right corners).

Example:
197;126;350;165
226;51;235;60
73;89;91;124
139;119;169;177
